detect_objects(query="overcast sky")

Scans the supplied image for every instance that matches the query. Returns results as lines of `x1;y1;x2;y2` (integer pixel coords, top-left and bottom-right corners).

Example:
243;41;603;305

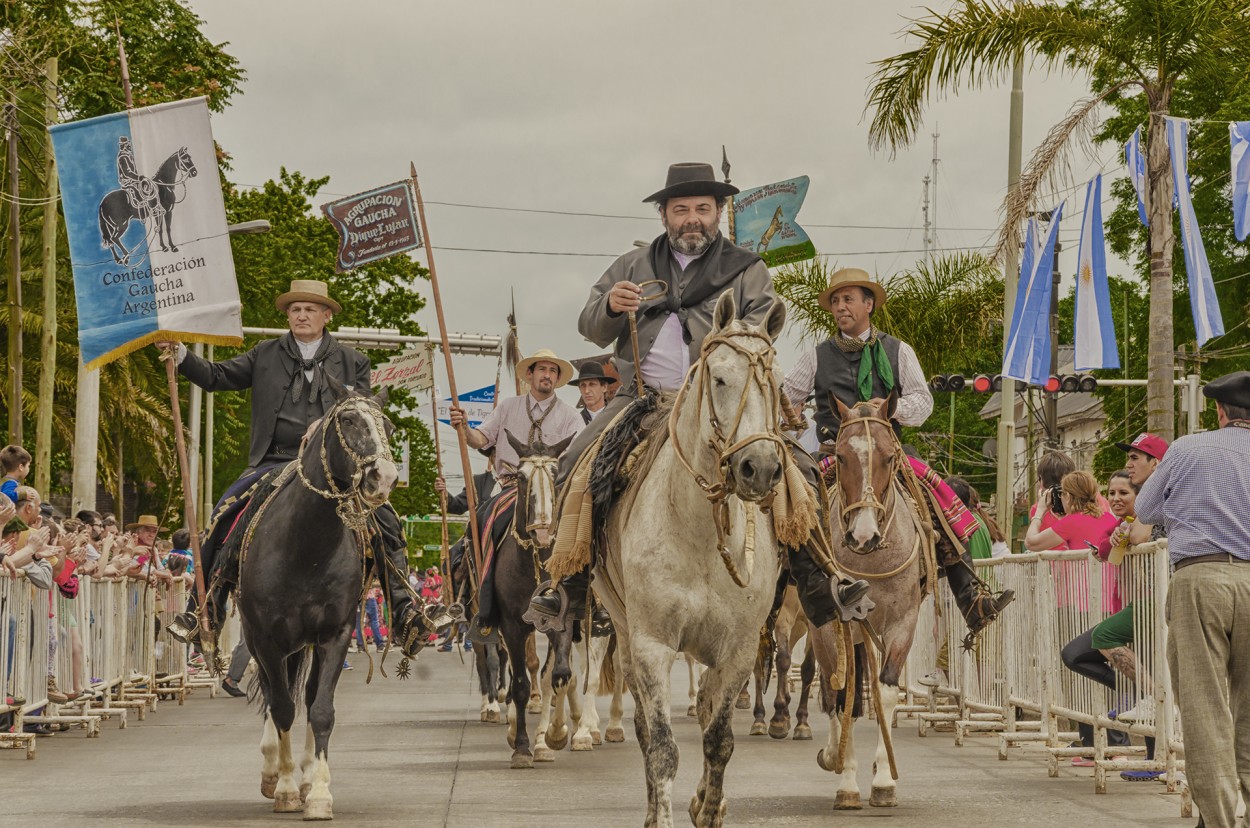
189;0;1118;483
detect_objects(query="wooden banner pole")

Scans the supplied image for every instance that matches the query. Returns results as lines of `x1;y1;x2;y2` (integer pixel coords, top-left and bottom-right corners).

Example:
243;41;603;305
163;347;208;625
426;348;456;607
409;163;485;583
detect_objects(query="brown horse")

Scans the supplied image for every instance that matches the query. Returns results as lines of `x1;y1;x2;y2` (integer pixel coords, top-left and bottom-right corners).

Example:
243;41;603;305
810;397;928;810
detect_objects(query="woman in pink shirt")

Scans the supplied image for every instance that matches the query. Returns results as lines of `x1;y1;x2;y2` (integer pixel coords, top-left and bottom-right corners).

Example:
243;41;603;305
1025;470;1122;613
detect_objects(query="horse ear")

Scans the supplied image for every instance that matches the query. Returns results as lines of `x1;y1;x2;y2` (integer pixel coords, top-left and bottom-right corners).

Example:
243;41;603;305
549;434;575;457
712;289;737;333
833;394;852;422
505;429;527;458
328;380;351;403
761;299;786;342
372;387;390;407
882;390;898;421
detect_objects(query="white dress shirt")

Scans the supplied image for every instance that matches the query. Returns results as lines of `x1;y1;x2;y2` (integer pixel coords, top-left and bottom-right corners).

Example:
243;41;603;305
638;249;699;391
783;329;933;427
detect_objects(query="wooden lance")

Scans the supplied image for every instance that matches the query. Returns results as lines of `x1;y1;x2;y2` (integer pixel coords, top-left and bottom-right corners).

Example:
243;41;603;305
409;163;485;582
425;348;457;607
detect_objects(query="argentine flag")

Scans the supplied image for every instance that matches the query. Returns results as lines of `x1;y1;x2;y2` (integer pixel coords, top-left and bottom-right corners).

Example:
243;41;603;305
1232;122;1250;242
1073;175;1118;370
1125;127;1148;226
1002;203;1064;386
50;97;242;369
1166;117;1224;346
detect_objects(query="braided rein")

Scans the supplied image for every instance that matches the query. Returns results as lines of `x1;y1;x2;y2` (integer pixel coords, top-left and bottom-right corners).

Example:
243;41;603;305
296;396;395;532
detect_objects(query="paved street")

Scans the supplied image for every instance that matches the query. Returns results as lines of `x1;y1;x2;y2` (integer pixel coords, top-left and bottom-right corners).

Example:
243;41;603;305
3;644;1188;827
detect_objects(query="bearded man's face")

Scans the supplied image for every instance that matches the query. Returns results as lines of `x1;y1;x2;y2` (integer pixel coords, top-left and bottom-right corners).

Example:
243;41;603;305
661;196;721;256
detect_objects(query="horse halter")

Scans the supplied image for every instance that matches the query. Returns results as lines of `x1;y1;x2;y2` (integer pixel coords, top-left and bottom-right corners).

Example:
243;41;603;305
669;325;787;588
512;454;560;551
831;409;899;549
296;396;395;531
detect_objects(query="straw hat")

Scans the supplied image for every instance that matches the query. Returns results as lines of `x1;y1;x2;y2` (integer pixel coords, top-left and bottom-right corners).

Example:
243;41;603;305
276;279;342;314
516;348;575;388
817;268;886;313
125;514;165;533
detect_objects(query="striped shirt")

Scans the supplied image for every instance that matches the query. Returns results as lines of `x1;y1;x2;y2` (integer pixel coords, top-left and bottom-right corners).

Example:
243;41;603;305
1135;424;1250;564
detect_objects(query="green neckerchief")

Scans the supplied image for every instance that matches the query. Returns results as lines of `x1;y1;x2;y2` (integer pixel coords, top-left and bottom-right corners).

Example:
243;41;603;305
834;327;896;402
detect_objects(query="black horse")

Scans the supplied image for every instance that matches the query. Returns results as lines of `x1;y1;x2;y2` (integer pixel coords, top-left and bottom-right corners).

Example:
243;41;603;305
98;146;196;265
488;429;574;769
232;387;397;820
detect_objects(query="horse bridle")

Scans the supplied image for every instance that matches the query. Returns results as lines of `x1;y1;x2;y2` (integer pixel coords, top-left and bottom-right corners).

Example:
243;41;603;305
669;326;787;587
830;410;904;556
296;396;395;531
512;454;559;552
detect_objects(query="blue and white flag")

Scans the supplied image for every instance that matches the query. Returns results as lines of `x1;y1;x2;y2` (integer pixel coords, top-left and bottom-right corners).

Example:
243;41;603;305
50;97;242;369
1166;117;1224;346
1126;127;1148;226
1002;203;1064;387
1074;175;1118;370
1232;122;1250;242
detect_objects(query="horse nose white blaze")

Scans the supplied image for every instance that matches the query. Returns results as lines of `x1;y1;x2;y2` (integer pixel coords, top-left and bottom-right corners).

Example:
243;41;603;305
846;434;880;546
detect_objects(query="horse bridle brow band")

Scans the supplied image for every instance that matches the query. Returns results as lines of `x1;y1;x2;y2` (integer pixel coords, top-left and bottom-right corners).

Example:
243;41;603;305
833;412;899;539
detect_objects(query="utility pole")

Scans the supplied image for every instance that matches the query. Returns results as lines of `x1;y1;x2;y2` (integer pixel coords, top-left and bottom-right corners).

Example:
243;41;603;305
35;58;59;494
1044;238;1062;446
996;53;1025;546
6;97;22;446
922;174;932;265
930;130;940;256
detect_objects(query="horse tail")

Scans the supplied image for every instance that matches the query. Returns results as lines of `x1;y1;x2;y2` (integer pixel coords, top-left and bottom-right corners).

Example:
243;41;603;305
597;633;618;696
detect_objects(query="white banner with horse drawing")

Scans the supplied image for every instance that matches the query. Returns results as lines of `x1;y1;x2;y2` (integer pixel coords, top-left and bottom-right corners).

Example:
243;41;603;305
731;175;815;267
50;96;242;369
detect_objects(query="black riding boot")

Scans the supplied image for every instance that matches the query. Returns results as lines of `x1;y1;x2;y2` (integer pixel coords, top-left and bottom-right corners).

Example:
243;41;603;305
789;544;872;626
526;566;612;633
944;551;1014;644
374;506;447;658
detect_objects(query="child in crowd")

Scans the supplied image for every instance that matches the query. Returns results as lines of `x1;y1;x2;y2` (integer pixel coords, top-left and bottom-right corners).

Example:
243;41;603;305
0;445;32;505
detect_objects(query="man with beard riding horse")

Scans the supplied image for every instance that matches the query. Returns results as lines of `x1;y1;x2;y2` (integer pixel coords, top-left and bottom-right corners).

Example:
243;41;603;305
448;348;584;640
162;279;441;659
782;267;1014;640
526;161;871;632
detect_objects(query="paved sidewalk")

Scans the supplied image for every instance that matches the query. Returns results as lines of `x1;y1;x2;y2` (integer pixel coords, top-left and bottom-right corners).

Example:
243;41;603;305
2;645;1188;827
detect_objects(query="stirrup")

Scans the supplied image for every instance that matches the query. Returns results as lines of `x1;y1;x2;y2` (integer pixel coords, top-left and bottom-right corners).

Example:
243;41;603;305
833;581;875;623
166;611;199;644
422;603;455;634
522;580;570;634
468;616;501;645
447;602;467;624
590;606;614;639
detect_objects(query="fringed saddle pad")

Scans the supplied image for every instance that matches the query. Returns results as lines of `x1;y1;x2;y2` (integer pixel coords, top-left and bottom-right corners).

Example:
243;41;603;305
547;391;671;581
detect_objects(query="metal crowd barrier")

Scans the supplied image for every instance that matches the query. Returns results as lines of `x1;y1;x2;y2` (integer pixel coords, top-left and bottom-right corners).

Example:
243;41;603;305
898;541;1186;806
1;571;219;760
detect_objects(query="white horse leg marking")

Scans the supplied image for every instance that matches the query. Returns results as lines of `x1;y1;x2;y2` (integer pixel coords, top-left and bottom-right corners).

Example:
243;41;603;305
302;754;334;821
546;644;576;752
870;682;900;807
607;648;626;743
686;654;701;717
818;704;862;810
299;721;315;802
574;638;603;750
273;728;302;812
260;716;279;799
534;650;557;761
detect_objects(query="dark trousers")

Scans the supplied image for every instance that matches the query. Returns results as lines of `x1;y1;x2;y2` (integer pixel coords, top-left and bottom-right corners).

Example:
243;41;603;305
1061;627;1154;753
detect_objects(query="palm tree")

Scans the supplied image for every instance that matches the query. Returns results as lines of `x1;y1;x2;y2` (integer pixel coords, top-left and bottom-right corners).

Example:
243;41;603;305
865;0;1250;441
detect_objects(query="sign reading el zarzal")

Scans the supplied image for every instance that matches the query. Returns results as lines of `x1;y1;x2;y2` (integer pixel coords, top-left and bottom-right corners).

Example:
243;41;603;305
321;181;422;272
370;347;435;393
49;97;243;369
732;175;816;267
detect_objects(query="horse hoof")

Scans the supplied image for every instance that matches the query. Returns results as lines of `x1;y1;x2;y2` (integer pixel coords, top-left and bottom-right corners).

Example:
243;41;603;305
687;704;698;717
486;709;501;724
768;719;790;740
590;729;602;745
833;790;863;810
303;797;333;821
792;723;813;741
261;774;277;799
689;796;727;827
510;751;534;769
816;748;837;773
546;727;569;751
534;745;555;763
734;693;751;710
749;721;767;736
869;786;898;808
300;782;311;802
605;726;626;743
527;700;543;715
571;734;594;751
274;792;303;813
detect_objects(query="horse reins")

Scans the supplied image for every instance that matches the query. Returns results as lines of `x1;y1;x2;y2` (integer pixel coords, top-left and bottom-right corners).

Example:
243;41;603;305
668;326;788;588
296;397;395;532
829;412;899;551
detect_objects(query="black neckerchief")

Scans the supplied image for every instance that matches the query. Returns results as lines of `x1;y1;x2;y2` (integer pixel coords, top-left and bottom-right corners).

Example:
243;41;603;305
644;232;761;344
279;332;335;404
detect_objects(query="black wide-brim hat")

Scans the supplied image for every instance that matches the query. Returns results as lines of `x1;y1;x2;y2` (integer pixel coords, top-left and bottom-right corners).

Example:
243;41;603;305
575;361;616;386
644;162;740;203
1203;370;1250;410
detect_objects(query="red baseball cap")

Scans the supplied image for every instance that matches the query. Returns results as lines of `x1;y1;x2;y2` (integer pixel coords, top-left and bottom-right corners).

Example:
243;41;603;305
1115;432;1169;460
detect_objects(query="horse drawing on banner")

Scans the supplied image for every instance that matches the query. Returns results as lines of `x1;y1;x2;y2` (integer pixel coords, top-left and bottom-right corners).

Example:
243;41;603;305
98;144;197;265
810;397;927;811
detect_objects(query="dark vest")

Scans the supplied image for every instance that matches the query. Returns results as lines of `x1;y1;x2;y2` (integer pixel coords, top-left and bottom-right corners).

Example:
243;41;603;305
264;375;325;464
813;334;903;443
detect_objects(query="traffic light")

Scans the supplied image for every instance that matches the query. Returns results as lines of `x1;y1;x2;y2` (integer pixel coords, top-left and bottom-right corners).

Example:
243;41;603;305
930;374;1003;393
1044;374;1098;393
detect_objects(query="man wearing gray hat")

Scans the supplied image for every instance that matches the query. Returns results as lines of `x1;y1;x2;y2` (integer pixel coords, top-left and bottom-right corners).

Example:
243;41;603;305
527;162;869;631
1136;371;1250;828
